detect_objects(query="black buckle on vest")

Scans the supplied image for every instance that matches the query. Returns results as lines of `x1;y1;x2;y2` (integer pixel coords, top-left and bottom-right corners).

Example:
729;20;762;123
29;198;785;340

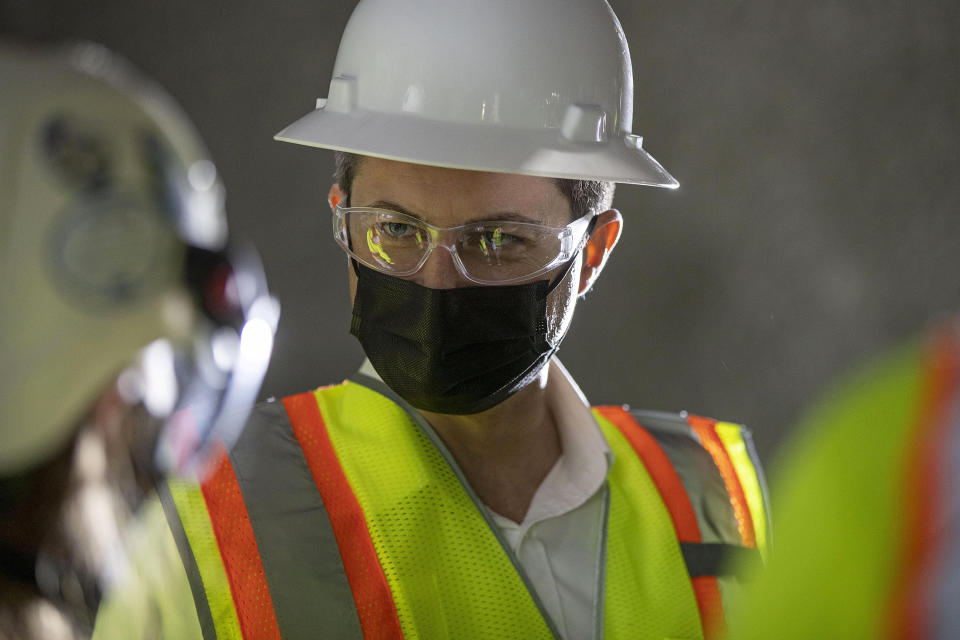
680;542;763;580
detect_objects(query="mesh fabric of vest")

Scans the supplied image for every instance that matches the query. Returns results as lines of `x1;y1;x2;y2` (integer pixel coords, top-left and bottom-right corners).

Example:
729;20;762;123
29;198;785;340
315;382;555;639
167;478;245;639
728;340;926;639
594;411;706;640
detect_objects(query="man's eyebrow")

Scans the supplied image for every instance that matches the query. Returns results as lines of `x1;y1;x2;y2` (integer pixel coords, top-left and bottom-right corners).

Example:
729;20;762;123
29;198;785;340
363;200;422;219
361;200;546;226
467;212;547;225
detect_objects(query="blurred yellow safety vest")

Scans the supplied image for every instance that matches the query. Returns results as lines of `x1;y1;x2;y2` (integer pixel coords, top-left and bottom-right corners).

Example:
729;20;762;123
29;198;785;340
160;375;768;639
730;321;960;639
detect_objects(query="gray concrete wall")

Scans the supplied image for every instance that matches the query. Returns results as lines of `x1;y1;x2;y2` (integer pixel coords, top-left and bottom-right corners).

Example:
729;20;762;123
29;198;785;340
3;0;958;463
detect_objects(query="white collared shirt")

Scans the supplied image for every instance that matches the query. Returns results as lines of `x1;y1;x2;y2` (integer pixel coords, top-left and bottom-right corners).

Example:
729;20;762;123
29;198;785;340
484;359;611;640
360;358;612;639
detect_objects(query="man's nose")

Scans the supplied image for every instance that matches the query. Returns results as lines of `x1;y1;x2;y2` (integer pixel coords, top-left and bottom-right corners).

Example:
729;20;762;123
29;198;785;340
410;245;470;289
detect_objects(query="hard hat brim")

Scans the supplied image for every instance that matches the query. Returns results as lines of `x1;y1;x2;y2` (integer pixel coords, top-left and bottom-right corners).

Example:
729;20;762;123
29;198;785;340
275;108;678;188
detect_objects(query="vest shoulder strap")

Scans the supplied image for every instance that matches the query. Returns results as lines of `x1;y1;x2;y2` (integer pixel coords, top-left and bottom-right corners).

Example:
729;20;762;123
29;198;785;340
159;396;366;640
594;405;726;639
594;405;770;640
629;409;771;561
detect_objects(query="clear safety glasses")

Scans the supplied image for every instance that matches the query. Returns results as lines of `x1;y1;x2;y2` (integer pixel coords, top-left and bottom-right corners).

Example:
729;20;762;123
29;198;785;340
333;205;595;285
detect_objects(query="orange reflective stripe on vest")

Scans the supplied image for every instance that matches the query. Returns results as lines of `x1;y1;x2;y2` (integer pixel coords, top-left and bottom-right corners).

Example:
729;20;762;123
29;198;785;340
889;324;960;639
162;401;367;640
687;415;757;549
595;406;726;640
282;391;404;639
199;448;282;639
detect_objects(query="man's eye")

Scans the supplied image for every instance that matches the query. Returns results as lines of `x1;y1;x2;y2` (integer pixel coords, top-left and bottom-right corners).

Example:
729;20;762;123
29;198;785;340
480;228;521;250
380;222;417;238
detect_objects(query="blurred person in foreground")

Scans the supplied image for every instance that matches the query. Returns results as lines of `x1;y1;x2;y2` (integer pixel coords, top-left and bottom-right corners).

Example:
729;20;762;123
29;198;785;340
140;1;768;638
0;41;278;639
730;317;960;638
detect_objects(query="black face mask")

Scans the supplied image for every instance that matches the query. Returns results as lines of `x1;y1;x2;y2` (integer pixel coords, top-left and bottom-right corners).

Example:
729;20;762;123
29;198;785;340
350;260;575;415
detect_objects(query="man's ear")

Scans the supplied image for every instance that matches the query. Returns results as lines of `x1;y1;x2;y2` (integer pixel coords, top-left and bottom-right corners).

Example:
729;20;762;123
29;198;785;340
578;209;623;296
328;184;346;211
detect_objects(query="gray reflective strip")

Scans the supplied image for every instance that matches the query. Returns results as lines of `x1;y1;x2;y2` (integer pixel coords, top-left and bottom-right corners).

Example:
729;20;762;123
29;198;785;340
629;410;741;545
350;373;564;640
228;399;363;640
157;479;217;640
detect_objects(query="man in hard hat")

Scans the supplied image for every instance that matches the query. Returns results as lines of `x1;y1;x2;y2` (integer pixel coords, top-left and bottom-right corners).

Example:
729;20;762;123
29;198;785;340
0;41;278;639
149;1;768;638
729;317;960;639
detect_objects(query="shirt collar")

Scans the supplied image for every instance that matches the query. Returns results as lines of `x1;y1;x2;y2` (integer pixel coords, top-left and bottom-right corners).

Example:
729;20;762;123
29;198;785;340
516;358;611;526
358;357;613;527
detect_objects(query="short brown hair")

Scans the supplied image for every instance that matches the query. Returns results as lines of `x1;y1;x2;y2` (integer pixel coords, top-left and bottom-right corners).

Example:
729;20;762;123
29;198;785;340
333;151;614;220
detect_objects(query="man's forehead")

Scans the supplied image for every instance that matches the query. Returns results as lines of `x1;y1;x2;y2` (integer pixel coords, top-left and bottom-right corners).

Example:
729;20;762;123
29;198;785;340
349;156;570;225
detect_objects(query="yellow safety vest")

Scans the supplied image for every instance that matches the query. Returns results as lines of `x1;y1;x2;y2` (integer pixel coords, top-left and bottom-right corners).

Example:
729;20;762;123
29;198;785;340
159;374;768;639
730;321;960;639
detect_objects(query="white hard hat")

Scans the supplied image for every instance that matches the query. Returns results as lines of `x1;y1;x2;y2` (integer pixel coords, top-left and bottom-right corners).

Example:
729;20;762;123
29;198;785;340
0;42;279;477
275;0;678;188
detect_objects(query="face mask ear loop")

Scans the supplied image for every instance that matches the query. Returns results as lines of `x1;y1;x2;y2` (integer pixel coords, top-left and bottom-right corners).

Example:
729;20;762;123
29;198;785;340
543;213;599;296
